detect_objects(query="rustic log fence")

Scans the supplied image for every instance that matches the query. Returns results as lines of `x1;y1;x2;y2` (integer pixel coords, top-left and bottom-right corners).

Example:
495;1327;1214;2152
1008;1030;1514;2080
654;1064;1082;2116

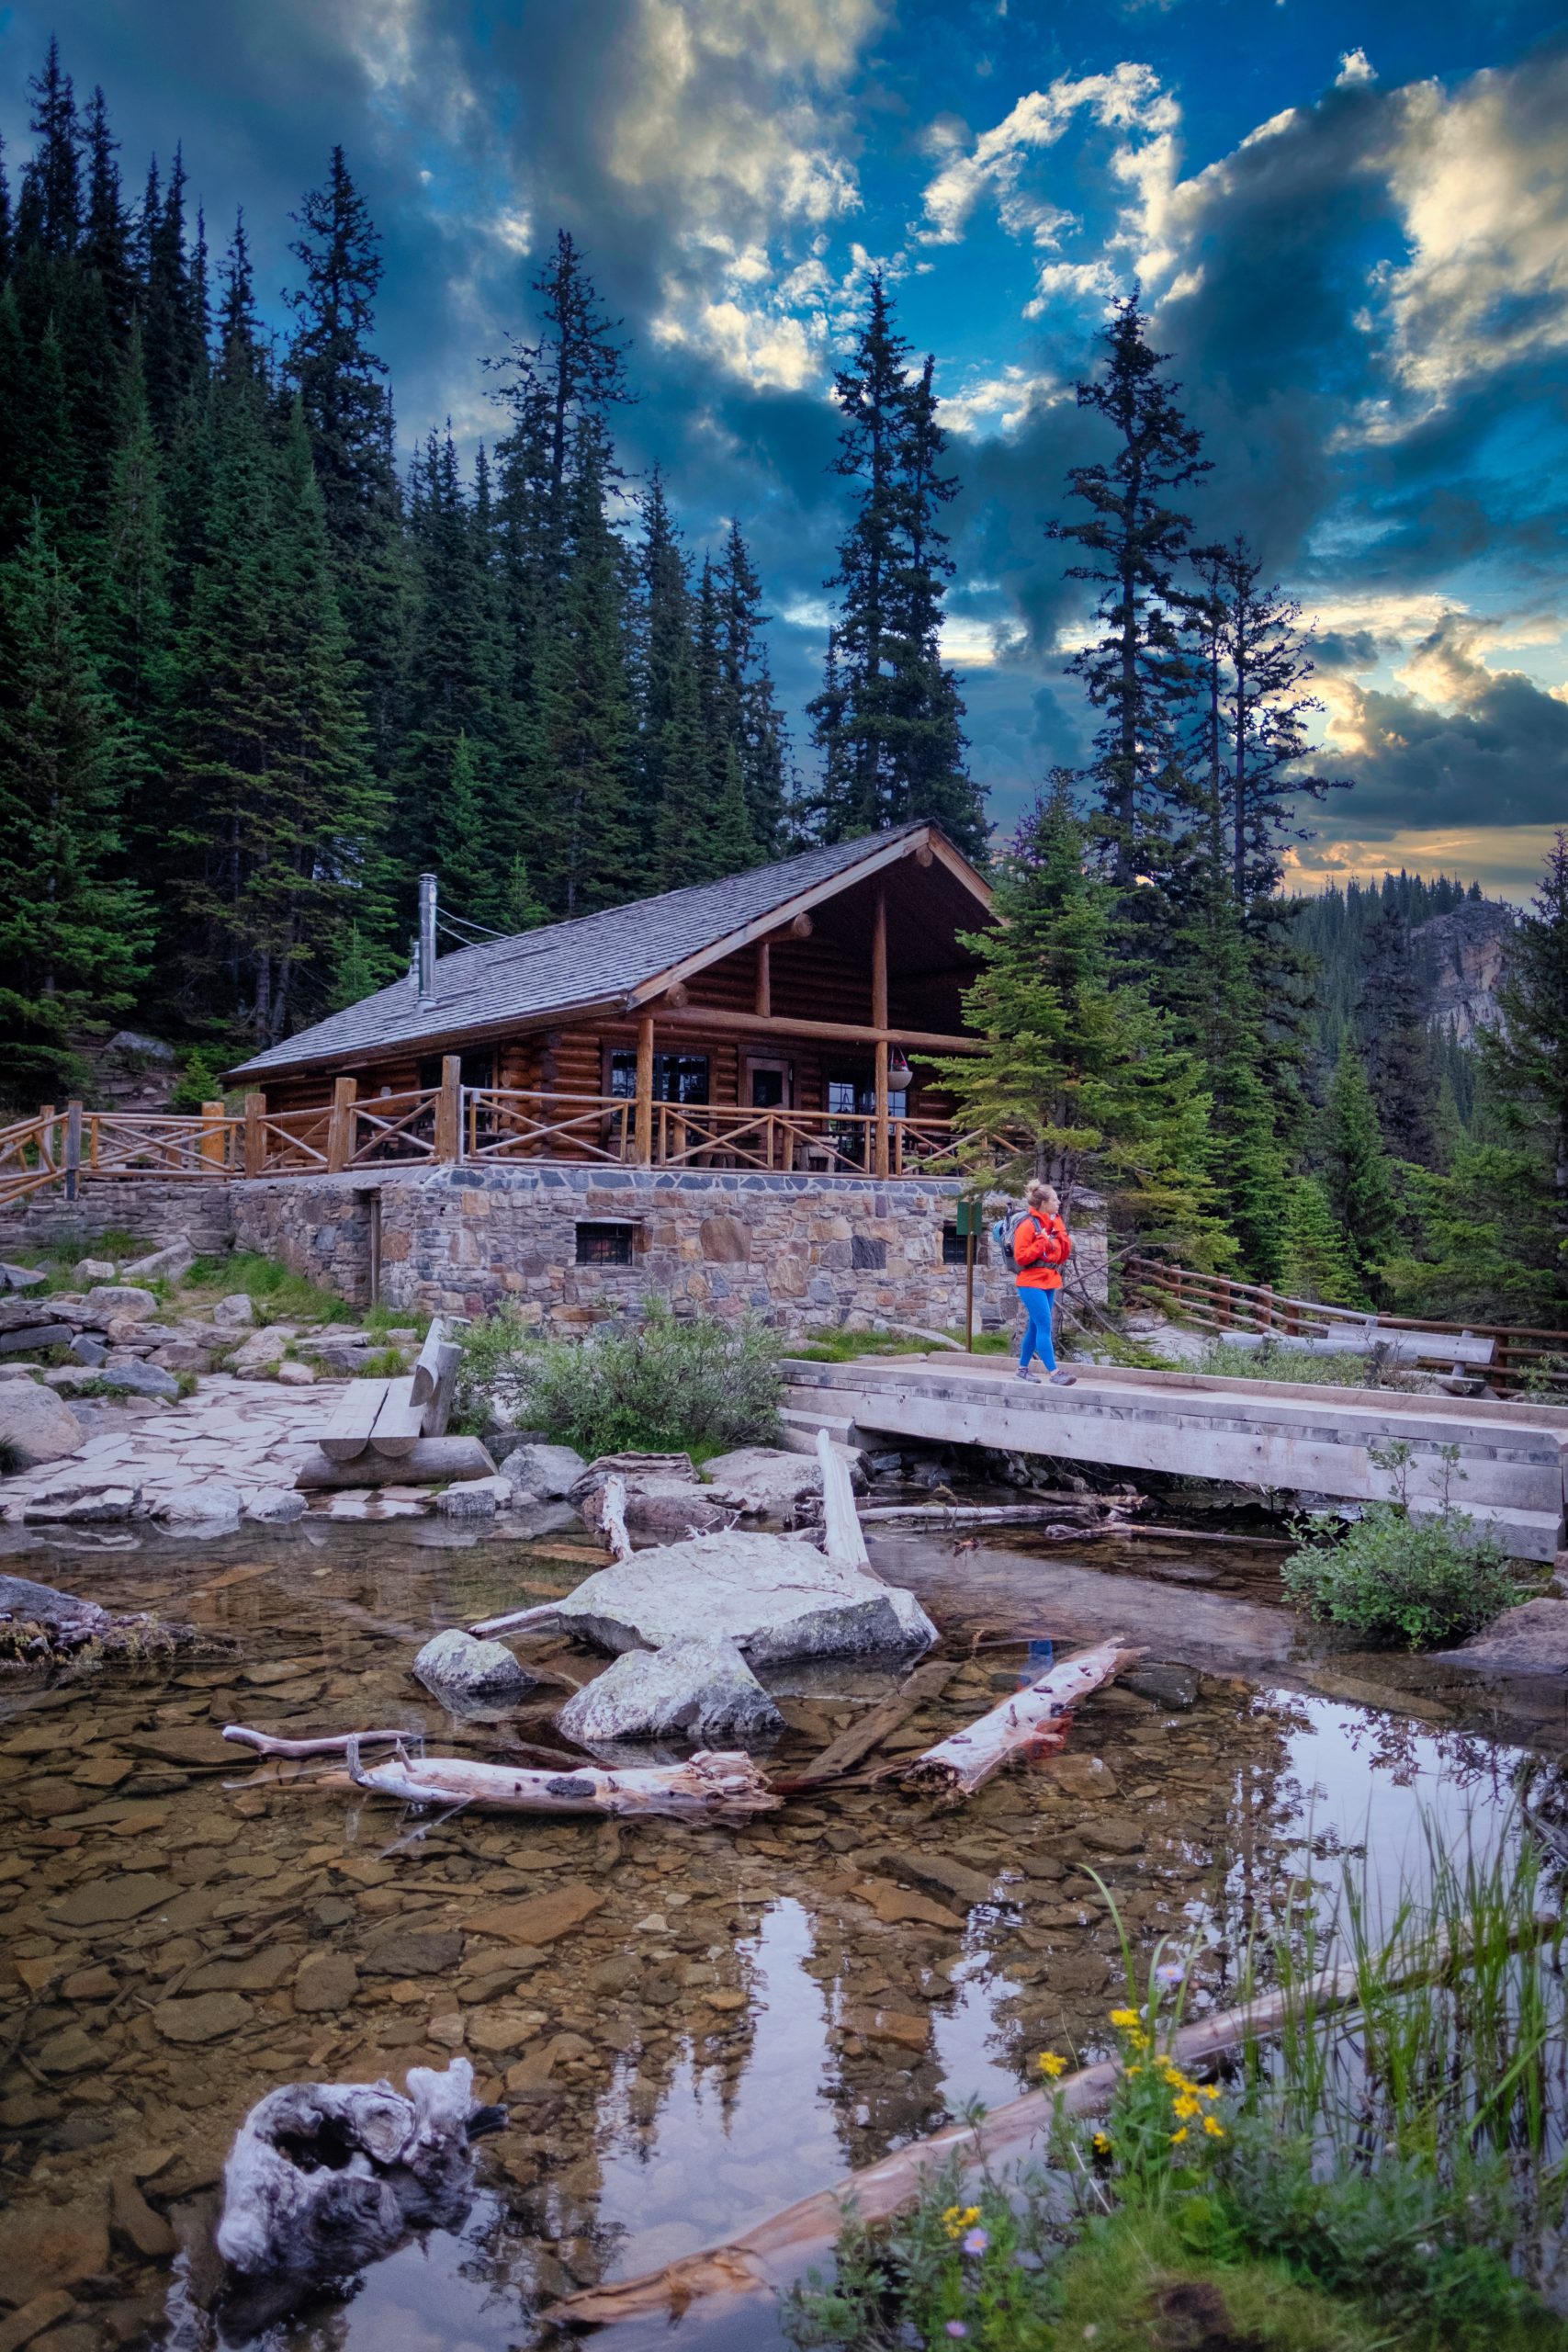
1125;1251;1568;1399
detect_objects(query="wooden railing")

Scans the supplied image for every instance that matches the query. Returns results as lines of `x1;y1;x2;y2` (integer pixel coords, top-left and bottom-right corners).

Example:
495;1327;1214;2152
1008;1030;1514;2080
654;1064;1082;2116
1126;1253;1568;1399
1;1081;1022;1202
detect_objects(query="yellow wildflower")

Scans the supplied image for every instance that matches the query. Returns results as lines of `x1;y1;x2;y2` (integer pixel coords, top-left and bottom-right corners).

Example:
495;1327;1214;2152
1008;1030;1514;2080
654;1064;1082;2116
1108;2007;1140;2029
1203;2115;1226;2139
1169;2127;1189;2145
1172;2095;1201;2120
1038;2051;1068;2078
942;2205;982;2239
1092;2132;1112;2154
1200;2083;1221;2101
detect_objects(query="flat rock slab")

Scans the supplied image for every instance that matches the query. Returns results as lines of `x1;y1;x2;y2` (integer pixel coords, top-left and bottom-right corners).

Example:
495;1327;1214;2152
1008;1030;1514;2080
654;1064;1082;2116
0;2205;110;2303
704;1445;852;1521
500;1442;589;1499
1442;1599;1568;1674
465;1883;605;1946
51;1874;184;1927
541;1530;936;1665
152;1991;253;2043
361;1928;464;1975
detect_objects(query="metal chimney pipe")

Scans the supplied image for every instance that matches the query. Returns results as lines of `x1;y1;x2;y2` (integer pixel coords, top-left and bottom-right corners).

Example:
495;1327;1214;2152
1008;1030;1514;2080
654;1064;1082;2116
417;872;437;1005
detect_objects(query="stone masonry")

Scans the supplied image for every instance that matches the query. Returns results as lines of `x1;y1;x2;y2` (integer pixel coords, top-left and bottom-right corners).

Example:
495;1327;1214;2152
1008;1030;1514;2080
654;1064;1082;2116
233;1165;1108;1337
0;1178;238;1261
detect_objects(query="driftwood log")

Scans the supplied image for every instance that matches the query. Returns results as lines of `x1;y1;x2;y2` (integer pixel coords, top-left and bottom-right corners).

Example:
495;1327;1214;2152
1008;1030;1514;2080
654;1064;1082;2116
771;1658;959;1792
342;1736;780;1817
552;1923;1559;2334
295;1437;497;1490
887;1636;1135;1800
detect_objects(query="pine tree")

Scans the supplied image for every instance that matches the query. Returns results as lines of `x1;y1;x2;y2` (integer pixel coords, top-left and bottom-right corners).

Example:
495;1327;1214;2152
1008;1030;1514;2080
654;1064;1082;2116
82;86;135;342
142;148;206;440
941;778;1228;1260
632;469;694;828
96;321;172;759
327;922;382;1012
0;130;13;283
810;275;983;853
17;39;81;256
1051;298;1207;887
527;423;636;915
1321;1037;1400;1297
1277;1174;1365;1307
716;518;790;854
1473;831;1568;1310
1358;897;1438;1167
0;514;149;1100
440;729;507;932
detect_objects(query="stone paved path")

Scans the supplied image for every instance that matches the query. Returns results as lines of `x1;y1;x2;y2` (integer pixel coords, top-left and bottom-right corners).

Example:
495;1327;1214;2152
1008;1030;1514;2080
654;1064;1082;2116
0;1373;354;1527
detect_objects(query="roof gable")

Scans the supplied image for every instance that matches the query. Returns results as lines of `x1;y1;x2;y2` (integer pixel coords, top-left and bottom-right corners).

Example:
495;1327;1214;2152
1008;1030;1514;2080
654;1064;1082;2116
228;824;992;1080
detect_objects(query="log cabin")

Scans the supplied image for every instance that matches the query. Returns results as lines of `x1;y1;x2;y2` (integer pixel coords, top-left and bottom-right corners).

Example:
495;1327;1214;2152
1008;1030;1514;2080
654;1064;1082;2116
226;822;997;1184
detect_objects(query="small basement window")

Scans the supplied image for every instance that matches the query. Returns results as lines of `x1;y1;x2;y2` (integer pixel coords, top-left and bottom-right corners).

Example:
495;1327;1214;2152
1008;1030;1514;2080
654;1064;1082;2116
942;1224;969;1264
576;1221;637;1267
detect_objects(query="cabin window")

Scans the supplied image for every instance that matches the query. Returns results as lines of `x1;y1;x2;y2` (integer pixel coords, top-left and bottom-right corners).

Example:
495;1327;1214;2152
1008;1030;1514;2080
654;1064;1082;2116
576;1221;637;1267
942;1224;970;1264
607;1050;710;1104
826;1073;908;1119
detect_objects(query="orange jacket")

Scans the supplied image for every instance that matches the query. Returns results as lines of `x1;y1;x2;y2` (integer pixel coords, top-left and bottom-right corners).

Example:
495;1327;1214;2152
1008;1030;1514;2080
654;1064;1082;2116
1014;1209;1071;1291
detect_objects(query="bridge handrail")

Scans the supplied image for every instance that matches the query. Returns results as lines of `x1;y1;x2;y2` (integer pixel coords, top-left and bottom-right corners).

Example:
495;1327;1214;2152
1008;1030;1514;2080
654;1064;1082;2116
1126;1252;1568;1396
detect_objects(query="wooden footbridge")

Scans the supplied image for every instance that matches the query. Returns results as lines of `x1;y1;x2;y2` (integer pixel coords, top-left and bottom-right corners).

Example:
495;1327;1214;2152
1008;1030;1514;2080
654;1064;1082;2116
781;1355;1568;1561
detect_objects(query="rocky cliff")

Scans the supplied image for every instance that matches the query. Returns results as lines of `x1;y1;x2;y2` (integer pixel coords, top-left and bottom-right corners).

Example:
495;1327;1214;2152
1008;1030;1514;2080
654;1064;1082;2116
1415;899;1517;1044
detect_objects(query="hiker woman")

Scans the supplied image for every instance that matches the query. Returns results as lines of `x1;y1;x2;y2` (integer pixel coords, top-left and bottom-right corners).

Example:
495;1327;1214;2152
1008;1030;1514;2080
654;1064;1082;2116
1013;1179;1077;1386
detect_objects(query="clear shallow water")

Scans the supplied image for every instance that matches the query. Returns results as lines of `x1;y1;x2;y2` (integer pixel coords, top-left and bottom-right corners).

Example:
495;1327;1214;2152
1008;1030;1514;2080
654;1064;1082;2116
0;1515;1562;2352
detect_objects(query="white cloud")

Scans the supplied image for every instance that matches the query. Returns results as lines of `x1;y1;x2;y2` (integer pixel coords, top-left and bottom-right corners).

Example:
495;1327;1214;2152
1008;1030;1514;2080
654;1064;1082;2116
651;292;825;391
942;363;1057;435
1336;47;1375;87
918;65;1176;248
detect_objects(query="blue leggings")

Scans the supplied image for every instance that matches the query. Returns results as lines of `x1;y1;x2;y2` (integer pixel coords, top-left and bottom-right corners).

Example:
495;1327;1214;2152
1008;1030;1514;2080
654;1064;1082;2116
1018;1286;1057;1372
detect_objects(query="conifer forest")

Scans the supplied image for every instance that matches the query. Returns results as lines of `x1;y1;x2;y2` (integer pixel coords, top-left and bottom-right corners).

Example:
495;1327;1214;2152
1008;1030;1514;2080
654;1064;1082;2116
0;39;1563;1324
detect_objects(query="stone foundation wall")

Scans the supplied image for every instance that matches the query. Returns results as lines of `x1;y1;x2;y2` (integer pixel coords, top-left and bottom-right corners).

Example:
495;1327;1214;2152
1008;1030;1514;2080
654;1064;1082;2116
233;1164;1108;1337
0;1179;239;1262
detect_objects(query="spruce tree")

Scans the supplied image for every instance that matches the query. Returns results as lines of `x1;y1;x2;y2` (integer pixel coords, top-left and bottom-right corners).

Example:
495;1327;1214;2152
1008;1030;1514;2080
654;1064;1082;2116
1321;1037;1400;1297
716;518;790;854
810;275;983;854
141;148;207;440
1052;298;1207;887
1358;897;1438;1167
440;730;507;931
82;86;135;342
0;514;149;1100
1473;831;1568;1309
96;322;172;761
1278;1174;1365;1307
527;423;636;915
632;469;694;829
17;38;81;256
941;778;1228;1260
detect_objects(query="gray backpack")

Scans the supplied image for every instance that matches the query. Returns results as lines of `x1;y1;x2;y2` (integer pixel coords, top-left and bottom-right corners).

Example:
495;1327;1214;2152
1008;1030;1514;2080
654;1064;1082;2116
991;1207;1029;1270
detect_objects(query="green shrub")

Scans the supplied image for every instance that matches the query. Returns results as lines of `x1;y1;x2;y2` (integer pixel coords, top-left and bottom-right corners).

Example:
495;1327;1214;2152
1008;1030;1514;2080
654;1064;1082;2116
456;1299;783;1457
1199;1338;1387;1388
1282;1442;1520;1649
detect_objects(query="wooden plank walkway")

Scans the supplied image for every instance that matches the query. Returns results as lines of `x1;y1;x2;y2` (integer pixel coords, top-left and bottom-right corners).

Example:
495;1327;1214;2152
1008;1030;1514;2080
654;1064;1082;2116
781;1356;1568;1562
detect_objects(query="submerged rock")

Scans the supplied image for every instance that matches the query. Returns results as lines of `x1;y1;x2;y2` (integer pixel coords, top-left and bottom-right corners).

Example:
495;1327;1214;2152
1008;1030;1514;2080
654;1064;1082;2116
435;1474;512;1520
526;1530;936;1665
559;1636;784;1747
705;1445;863;1521
413;1627;531;1702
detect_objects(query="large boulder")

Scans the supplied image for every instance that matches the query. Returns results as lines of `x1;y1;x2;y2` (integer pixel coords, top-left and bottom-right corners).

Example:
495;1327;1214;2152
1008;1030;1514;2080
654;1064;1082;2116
73;1258;118;1284
1441;1600;1568;1675
413;1628;532;1702
559;1637;784;1747
523;1530;936;1665
214;1292;256;1327
230;1324;298;1376
0;1380;83;1468
499;1442;588;1500
98;1360;180;1400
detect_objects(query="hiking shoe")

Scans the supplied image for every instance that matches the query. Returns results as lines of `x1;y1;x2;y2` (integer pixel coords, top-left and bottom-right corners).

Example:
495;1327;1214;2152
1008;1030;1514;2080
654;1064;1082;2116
1013;1365;1036;1382
1048;1370;1077;1386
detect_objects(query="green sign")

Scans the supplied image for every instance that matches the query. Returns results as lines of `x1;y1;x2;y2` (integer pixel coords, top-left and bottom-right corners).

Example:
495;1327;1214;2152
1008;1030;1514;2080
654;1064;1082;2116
954;1198;985;1235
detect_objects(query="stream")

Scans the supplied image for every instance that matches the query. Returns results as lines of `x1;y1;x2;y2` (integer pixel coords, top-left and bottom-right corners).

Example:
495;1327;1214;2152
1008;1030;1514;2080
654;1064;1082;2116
2;1514;1565;2352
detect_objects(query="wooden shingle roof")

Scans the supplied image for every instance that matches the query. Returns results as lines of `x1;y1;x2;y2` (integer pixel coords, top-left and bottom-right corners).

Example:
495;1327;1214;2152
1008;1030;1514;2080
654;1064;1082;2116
228;822;990;1081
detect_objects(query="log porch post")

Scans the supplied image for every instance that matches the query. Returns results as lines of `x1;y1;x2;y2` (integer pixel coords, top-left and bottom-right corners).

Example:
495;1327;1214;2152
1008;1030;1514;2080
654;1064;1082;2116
326;1077;357;1174
243;1092;266;1178
872;887;889;1180
634;1012;656;1165
434;1056;462;1161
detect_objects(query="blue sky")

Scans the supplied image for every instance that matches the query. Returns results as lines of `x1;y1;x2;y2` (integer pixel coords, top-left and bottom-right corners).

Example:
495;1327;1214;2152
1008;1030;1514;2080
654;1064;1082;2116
5;0;1566;895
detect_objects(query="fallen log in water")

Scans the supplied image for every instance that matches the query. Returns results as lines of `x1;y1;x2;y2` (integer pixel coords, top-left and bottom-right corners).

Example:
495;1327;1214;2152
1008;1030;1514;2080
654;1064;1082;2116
550;1923;1558;2333
343;1736;780;1818
886;1636;1136;1800
224;1724;422;1759
856;1501;1125;1528
770;1658;959;1792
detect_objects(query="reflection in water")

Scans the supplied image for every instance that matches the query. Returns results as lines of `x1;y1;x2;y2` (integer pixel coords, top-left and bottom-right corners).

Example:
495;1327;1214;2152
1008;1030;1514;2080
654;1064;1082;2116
0;1514;1560;2352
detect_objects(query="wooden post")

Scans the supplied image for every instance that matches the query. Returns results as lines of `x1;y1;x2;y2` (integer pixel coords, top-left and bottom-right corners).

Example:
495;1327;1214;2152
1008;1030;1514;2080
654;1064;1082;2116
243;1092;265;1178
200;1098;228;1173
39;1106;54;1177
325;1077;357;1174
434;1055;462;1162
755;939;771;1018
634;1013;655;1165
63;1100;82;1202
872;887;889;1180
965;1226;976;1353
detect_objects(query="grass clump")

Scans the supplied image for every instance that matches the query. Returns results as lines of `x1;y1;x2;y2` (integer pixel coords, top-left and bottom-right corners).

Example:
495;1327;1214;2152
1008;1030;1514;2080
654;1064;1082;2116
355;1345;411;1379
785;1831;1568;2352
183;1250;354;1325
456;1297;783;1457
1199;1336;1390;1388
1282;1439;1521;1648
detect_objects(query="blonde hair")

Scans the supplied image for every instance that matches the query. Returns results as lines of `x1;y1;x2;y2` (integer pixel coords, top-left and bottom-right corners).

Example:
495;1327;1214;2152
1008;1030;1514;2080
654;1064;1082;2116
1025;1180;1058;1214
